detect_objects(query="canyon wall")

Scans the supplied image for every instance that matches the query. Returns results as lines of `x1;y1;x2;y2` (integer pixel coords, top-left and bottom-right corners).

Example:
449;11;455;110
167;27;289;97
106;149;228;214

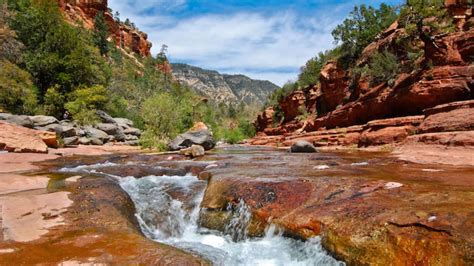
251;2;473;153
58;0;152;57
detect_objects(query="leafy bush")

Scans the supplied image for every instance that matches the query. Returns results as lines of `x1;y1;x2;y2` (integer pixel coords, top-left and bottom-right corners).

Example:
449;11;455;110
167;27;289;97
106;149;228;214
331;4;397;68
298;49;339;87
367;50;399;86
399;0;454;36
9;0;109;99
141;92;192;142
42;85;65;117
65;85;109;125
0;59;37;114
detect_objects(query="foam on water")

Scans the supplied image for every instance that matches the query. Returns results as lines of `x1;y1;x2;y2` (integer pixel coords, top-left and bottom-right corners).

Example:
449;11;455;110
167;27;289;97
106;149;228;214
119;173;344;266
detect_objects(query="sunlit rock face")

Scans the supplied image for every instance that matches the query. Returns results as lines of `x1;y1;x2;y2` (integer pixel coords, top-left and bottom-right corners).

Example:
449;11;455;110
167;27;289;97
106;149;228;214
58;0;152;57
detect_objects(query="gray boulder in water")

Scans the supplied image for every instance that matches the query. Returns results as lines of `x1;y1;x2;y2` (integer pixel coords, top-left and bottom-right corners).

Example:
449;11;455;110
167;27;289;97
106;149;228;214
168;122;215;151
290;140;318;153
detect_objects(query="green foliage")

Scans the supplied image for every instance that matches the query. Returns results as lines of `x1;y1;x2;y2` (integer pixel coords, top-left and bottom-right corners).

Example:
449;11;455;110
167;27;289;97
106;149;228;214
65;85;109;125
0;59;37;114
331;3;397;68
9;0;109;100
265;81;299;109
399;0;454;35
42;85;65;117
366;50;399;86
141;92;192;142
298;49;339;87
93;11;109;56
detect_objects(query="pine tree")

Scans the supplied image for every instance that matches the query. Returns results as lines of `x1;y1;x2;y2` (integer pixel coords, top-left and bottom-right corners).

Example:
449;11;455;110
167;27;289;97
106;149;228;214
93;11;109;56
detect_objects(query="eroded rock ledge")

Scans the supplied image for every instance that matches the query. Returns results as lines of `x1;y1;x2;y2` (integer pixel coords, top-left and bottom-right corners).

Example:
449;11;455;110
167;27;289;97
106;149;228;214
196;149;474;265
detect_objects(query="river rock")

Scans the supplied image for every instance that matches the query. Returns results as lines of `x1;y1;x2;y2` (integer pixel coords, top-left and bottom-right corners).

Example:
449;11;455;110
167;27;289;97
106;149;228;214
78;137;91;145
179;145;205;158
96;110;116;124
30;115;59;127
83;126;109;142
63;136;79;146
4;115;35;128
168;122;215;151
114;117;134;127
96;123;119;135
0;121;48;153
290;140;317;153
90;138;104;145
125;135;139;141
123;127;142;136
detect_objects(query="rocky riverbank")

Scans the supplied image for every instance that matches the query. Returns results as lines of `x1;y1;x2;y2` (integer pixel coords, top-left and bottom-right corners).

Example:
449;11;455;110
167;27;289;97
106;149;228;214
0;147;208;265
249;100;474;166
0;111;142;153
0;144;472;264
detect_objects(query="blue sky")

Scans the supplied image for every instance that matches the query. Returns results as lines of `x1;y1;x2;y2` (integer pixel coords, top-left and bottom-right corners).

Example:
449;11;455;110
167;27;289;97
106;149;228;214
109;0;403;86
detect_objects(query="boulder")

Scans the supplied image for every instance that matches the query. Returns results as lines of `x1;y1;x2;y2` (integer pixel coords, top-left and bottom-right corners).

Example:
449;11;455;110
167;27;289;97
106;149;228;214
78;137;91;145
290;140;318;153
30;115;59;127
90;138;104;145
96;110;116;124
113;118;134;127
0;113;12;120
37;131;58;148
1;115;35;128
61;125;78;138
125;135;139;141
123;127;142;136
63;136;79;146
36;124;63;135
83;126;109;142
168;123;215;151
0;121;48;153
96;123;119;135
179;145;205;158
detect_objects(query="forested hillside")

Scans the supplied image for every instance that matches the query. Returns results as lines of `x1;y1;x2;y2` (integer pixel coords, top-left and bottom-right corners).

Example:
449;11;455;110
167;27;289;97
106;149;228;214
0;0;256;149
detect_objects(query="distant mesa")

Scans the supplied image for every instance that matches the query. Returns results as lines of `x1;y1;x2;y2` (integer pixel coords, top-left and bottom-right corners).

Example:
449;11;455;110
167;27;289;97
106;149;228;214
171;63;280;106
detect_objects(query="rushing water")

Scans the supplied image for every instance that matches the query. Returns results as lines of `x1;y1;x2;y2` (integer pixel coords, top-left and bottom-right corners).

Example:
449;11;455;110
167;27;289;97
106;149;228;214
60;161;343;265
119;174;343;266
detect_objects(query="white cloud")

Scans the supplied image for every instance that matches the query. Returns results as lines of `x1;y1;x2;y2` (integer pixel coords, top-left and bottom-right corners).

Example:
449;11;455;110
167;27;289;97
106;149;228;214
108;1;345;86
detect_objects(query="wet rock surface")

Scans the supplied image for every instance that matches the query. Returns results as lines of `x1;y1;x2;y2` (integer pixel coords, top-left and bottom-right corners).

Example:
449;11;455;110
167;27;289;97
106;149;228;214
0;152;208;265
0;146;472;265
197;146;474;265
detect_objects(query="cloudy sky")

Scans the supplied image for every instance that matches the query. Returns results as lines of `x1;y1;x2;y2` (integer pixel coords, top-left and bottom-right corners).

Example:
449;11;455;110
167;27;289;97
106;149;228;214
109;0;402;86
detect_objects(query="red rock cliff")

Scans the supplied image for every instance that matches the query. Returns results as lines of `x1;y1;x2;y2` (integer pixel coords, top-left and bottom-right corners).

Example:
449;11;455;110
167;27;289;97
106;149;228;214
251;3;474;150
58;0;152;57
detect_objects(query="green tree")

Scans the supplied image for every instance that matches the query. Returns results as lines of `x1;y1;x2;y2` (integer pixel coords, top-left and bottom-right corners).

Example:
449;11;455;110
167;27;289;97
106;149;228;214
93;11;110;56
298;49;337;87
65;85;109;125
9;0;109;102
367;50;399;86
0;59;37;114
332;3;397;67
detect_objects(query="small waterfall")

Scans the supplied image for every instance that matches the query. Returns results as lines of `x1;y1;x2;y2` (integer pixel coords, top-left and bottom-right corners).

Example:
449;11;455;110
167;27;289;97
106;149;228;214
60;161;344;265
119;173;344;265
225;199;252;241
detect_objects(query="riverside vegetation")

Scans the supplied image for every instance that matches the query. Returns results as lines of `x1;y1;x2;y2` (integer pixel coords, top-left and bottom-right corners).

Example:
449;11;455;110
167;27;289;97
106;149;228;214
0;0;256;150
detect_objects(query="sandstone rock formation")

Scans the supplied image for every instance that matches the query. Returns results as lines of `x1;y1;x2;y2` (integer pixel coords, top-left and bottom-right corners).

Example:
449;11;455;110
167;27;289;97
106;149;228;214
58;0;152;57
0;121;50;153
251;4;474;156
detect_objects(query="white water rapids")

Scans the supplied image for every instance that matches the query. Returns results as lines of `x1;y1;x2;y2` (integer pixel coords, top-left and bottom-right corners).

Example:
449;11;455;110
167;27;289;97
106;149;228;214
119;174;344;266
60;162;343;265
